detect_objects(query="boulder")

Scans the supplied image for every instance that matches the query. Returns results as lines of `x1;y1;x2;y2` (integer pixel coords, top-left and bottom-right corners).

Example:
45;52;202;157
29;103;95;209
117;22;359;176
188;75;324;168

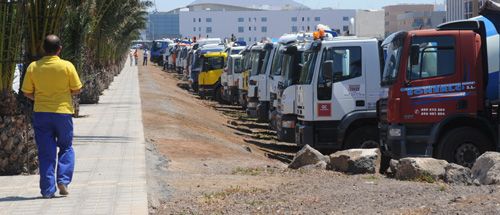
445;163;473;185
300;161;328;170
388;159;400;174
395;158;448;181
329;148;381;174
288;145;328;169
471;152;500;185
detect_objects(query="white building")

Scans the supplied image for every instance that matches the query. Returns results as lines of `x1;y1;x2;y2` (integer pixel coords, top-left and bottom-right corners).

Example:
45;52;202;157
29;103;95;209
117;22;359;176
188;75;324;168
446;0;499;21
355;10;385;39
180;9;357;42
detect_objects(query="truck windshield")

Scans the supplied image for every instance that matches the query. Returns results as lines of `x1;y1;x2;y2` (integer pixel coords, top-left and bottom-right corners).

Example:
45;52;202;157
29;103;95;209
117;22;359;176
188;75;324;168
298;51;318;85
234;58;243;73
381;33;406;86
251;50;266;76
282;51;304;86
271;50;284;76
202;57;224;71
259;49;272;75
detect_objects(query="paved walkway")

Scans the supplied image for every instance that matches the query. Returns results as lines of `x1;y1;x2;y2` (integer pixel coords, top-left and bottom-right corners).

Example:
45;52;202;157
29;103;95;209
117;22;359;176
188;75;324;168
0;61;148;214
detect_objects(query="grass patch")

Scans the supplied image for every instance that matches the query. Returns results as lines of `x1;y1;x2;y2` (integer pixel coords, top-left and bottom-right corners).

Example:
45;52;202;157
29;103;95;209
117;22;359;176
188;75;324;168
232;167;276;176
438;184;447;192
201;186;266;204
414;172;437;183
363;175;379;180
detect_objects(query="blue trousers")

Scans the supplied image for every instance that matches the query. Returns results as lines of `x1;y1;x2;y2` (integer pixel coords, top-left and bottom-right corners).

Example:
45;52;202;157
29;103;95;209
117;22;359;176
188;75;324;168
33;112;75;196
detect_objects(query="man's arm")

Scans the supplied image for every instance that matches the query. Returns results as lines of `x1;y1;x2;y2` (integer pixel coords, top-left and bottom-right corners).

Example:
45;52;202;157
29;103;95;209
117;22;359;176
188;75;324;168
71;89;81;96
24;93;34;101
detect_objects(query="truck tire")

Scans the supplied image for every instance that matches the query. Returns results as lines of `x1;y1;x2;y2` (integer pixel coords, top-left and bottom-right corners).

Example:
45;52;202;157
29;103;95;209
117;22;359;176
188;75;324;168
437;127;494;168
215;86;225;104
344;126;379;149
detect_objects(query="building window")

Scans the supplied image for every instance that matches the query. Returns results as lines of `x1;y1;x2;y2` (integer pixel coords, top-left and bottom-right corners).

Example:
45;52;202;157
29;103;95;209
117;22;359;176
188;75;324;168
193;18;196;22
238;37;244;41
254;17;257;22
291;17;297;22
249;17;251;22
199;18;201;22
261;26;267;32
301;26;305;31
238;17;244;22
254;37;257;42
261;17;267;22
314;17;320;21
193;27;196;32
302;17;305;22
238;26;244;33
292;26;298;32
249;26;252;31
343;25;349;32
343;16;349;21
199;27;201;31
253;26;256;31
206;18;212;22
307;17;310;21
206;27;212;33
248;37;251;42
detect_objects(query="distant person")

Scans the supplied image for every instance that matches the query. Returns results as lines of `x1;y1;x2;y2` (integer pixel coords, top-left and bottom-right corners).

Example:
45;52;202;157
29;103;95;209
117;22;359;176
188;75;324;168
133;49;139;66
129;51;134;66
143;49;148;66
22;35;82;199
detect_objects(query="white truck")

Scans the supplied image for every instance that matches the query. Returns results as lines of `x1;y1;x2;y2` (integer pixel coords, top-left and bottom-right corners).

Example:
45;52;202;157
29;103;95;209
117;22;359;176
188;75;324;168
295;36;384;150
221;54;243;104
247;43;275;120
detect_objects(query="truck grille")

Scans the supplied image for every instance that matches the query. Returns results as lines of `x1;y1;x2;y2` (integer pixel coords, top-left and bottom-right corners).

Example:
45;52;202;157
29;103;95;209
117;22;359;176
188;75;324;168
377;99;388;143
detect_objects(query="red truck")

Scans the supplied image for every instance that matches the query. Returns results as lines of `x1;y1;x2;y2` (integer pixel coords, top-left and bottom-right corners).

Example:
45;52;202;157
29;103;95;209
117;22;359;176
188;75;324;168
378;1;500;167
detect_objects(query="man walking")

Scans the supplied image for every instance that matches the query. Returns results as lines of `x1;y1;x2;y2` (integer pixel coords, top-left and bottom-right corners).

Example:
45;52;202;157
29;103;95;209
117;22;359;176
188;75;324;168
143;49;148;66
22;35;82;198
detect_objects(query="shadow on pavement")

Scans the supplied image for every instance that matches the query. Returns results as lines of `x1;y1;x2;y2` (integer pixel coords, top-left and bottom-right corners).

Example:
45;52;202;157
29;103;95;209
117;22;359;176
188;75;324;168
0;196;65;202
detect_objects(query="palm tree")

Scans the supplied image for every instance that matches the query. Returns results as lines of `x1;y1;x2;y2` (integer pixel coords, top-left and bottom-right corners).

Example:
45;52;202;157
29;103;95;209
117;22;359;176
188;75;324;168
0;0;151;175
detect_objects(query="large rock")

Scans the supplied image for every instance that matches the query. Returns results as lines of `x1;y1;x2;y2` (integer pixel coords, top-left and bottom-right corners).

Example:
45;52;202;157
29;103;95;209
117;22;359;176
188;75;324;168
288;145;328;169
445;163;473;185
395;158;448;181
471;152;500;185
328;148;381;174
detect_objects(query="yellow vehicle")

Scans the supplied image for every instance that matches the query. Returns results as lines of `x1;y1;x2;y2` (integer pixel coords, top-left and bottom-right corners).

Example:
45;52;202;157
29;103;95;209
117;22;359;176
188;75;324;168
238;46;253;109
198;52;227;100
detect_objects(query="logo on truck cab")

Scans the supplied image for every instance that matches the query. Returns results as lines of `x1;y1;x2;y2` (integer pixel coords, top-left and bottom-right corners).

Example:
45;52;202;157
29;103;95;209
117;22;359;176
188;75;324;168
317;103;332;117
400;82;476;97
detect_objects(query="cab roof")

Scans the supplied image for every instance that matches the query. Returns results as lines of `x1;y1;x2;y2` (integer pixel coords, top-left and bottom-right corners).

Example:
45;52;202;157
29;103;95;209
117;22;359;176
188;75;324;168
203;52;227;58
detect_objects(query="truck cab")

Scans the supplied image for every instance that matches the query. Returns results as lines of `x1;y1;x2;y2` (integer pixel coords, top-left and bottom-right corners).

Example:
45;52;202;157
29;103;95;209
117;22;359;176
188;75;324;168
198;52;228;100
379;2;500;167
190;44;225;93
247;43;275;119
221;54;243;104
238;46;254;109
272;36;312;142
295;36;384;150
151;39;171;64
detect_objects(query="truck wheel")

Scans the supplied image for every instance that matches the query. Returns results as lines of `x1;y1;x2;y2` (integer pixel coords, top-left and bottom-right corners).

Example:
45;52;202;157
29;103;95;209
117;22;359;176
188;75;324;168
215;86;225;104
437;127;494;168
344;126;379;149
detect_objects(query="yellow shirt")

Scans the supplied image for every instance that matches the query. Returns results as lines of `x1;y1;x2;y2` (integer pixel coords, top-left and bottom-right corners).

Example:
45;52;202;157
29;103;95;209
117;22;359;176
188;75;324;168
21;56;83;114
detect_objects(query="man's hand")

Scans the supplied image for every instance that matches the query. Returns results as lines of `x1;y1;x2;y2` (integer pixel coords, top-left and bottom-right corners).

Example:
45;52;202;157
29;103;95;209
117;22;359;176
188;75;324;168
24;93;34;101
71;89;81;96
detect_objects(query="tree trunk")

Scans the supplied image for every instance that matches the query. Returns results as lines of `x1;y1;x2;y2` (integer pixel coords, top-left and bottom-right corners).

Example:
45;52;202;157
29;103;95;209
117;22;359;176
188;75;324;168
0;92;37;175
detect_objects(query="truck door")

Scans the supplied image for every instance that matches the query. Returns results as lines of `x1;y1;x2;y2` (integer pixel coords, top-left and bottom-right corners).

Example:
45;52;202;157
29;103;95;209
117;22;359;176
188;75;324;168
315;46;364;121
399;34;469;124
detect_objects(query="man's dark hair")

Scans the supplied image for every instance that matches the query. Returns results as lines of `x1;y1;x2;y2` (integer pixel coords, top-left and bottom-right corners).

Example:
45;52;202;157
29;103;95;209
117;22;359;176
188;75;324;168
43;35;61;55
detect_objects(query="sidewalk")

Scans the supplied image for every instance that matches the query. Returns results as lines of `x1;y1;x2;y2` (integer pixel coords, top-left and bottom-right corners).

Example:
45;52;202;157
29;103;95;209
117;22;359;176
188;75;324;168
0;62;148;214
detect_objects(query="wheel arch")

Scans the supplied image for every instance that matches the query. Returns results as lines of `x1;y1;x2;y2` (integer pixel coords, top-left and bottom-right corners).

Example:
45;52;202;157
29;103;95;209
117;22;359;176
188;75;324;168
338;110;379;148
429;115;497;151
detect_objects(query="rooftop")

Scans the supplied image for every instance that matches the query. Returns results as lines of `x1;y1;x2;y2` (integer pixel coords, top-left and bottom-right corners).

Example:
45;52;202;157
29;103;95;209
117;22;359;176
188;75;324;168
187;0;310;11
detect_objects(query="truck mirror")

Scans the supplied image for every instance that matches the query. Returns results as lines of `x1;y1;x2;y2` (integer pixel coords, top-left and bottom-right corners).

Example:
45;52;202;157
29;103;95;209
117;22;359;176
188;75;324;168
284;46;298;55
410;45;420;66
322;60;334;81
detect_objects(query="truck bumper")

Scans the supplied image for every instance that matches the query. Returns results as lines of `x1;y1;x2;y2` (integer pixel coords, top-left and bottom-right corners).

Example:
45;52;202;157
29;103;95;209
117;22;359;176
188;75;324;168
380;124;433;159
246;97;259;117
276;113;296;143
296;120;341;149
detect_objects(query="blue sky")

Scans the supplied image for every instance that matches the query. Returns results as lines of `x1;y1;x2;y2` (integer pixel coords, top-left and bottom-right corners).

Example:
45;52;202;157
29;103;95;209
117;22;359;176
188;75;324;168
152;0;445;11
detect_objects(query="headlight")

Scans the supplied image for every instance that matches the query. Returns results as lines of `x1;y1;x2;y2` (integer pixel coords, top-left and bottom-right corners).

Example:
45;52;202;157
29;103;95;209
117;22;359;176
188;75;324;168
389;128;402;137
282;120;296;128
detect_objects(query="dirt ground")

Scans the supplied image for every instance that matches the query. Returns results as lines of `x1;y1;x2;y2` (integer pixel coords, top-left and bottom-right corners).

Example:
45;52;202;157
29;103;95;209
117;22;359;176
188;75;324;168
138;62;500;215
